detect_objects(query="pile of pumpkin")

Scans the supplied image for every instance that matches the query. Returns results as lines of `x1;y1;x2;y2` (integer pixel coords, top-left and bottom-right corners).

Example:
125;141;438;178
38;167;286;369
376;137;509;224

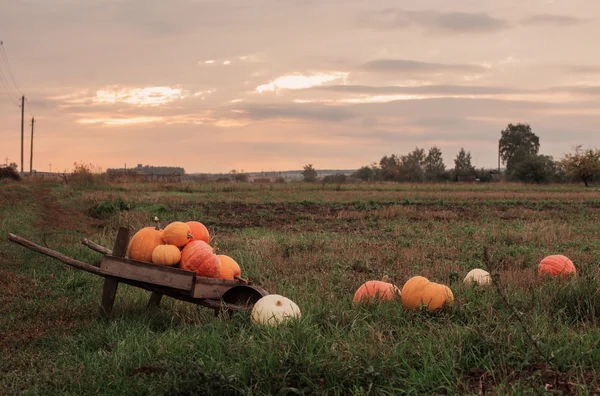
126;219;243;281
126;219;302;326
352;254;577;310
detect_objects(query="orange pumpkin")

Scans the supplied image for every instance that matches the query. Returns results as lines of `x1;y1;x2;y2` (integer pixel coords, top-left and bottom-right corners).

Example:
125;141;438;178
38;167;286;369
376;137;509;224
353;280;401;304
538;255;576;278
217;255;241;280
187;221;210;244
162;221;193;247
180;240;221;278
401;276;454;311
127;227;163;263
151;244;181;266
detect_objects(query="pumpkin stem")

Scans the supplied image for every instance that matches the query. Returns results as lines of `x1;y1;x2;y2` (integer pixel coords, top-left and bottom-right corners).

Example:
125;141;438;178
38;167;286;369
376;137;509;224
381;275;390;283
188;232;193;239
234;275;249;284
275;300;283;307
154;216;161;230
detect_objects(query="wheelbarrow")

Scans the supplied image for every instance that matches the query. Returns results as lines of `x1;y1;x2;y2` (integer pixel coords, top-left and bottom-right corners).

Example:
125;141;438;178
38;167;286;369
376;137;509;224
7;227;268;316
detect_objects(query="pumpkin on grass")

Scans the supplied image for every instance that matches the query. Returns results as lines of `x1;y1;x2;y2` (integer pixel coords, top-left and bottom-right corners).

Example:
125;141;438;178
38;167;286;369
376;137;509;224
151;244;181;266
162;221;193;248
251;294;301;326
464;268;492;286
538;255;576;278
180;240;221;277
401;276;454;311
187;221;210;244
127;226;163;263
353;278;401;305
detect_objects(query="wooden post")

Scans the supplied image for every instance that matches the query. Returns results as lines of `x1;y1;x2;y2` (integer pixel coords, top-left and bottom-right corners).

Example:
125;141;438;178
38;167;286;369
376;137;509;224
100;227;129;315
148;291;163;308
29;117;34;174
100;277;119;315
20;95;24;174
111;227;129;257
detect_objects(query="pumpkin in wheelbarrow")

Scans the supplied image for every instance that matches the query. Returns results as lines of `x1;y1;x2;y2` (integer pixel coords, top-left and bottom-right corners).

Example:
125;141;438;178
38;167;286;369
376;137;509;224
217;254;241;280
180;240;221;278
127;227;163;263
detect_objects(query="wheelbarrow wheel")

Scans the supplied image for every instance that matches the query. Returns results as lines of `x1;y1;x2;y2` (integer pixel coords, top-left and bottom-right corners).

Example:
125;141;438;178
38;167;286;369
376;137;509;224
215;285;268;319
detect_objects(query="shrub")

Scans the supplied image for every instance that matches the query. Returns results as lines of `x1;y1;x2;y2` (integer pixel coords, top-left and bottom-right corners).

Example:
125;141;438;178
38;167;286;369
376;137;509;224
0;167;21;181
322;174;348;184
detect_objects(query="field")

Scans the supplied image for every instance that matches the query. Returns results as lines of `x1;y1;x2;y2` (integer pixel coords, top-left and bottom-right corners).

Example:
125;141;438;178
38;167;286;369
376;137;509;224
2;180;600;395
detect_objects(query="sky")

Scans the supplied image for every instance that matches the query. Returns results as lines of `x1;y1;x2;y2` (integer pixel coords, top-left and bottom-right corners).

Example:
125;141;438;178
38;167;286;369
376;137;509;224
1;0;599;174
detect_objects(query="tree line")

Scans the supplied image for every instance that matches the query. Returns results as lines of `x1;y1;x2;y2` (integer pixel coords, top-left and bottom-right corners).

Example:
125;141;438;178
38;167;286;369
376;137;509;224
302;123;600;186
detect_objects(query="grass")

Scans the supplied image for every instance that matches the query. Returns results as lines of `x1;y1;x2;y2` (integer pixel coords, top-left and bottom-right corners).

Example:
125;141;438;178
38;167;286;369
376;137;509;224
1;179;600;394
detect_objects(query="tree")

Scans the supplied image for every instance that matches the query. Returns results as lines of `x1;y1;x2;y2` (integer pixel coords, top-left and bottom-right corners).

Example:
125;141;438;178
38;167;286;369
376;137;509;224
424;146;446;181
379;155;401;181
454;148;475;178
400;147;426;182
510;154;556;184
499;123;540;171
302;164;318;182
559;146;600;187
353;166;375;181
8;162;18;170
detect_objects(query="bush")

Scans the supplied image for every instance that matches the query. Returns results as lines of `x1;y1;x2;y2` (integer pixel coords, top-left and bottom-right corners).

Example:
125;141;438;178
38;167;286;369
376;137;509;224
0;167;21;181
509;154;556;184
322;174;348;184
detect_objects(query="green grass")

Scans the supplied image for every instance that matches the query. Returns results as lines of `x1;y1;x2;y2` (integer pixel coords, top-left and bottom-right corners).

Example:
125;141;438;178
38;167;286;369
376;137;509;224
1;180;600;394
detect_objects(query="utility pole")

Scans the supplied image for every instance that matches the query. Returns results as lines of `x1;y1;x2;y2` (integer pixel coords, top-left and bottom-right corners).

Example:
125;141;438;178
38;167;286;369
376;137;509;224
29;117;35;174
498;140;501;173
20;95;24;174
4;156;8;166
49;162;52;172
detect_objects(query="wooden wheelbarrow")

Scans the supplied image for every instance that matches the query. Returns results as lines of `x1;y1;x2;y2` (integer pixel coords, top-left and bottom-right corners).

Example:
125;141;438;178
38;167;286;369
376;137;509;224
7;227;268;316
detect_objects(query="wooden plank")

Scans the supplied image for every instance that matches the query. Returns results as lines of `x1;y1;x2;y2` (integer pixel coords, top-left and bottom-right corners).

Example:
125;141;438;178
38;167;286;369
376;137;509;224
191;277;246;299
100;256;196;291
100;276;119;315
7;233;108;277
112;277;248;311
82;239;112;255
192;283;233;299
112;227;130;258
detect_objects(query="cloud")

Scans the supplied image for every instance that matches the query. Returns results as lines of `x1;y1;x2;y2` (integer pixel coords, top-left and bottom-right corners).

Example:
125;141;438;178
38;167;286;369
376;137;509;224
76;116;163;126
93;86;187;106
564;65;600;74
360;59;487;74
359;9;509;34
234;103;355;122
317;84;522;95
520;14;584;27
255;72;348;93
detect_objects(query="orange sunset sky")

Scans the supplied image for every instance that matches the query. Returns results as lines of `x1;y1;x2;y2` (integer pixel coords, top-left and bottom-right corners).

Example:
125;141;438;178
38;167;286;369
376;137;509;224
1;0;599;174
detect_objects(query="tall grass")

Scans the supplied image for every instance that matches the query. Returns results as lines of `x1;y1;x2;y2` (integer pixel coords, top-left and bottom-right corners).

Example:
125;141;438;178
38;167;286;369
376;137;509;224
1;180;600;394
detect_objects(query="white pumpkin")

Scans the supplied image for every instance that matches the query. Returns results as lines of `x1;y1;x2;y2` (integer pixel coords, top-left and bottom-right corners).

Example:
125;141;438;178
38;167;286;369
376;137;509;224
250;294;301;326
464;268;492;286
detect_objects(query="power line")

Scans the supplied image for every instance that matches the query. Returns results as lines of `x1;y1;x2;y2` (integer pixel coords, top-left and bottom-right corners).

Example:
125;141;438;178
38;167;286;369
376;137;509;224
0;41;34;117
0;41;24;97
0;62;20;103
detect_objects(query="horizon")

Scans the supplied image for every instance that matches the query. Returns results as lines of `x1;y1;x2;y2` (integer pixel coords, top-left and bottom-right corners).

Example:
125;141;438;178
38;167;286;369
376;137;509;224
1;0;599;174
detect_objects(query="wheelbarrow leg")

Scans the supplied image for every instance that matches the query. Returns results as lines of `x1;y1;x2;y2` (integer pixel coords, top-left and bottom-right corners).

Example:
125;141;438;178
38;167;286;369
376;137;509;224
148;292;163;308
101;276;119;315
101;227;128;315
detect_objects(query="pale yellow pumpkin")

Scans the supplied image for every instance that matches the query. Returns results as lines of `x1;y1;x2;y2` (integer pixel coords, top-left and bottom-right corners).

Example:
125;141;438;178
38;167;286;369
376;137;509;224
250;294;301;326
464;268;491;286
151;244;181;266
